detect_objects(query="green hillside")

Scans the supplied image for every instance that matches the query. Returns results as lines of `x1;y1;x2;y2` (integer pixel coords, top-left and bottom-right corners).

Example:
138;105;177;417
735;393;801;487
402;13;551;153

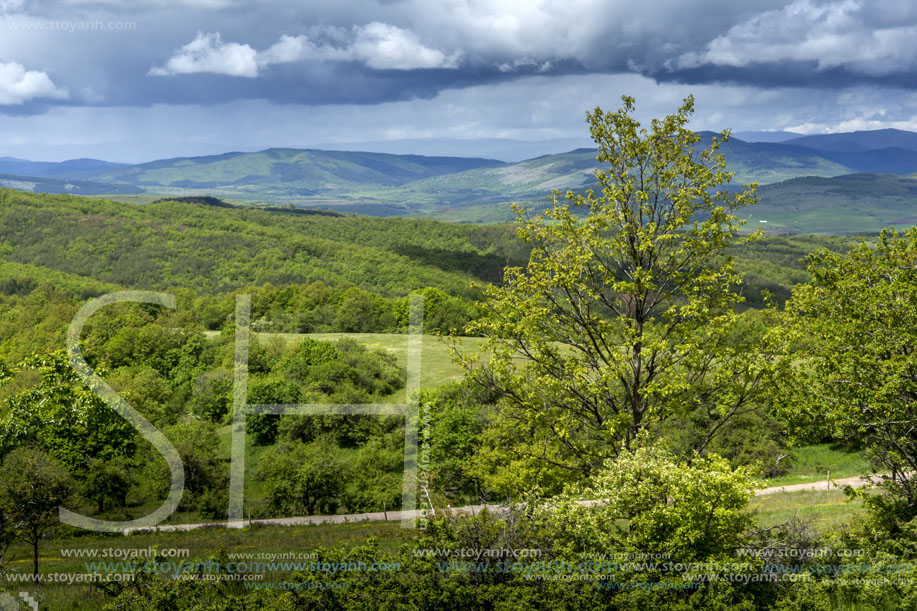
714;136;854;184
0;189;523;298
0;188;860;309
738;173;917;234
88;148;503;194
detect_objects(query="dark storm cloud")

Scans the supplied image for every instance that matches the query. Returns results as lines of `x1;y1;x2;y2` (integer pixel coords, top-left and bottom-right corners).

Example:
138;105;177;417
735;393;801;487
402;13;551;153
0;0;782;109
4;0;917;159
3;0;917;112
655;62;917;91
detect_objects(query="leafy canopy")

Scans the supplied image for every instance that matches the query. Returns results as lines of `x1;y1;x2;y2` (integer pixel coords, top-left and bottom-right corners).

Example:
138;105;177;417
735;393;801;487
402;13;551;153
464;95;768;494
779;227;917;523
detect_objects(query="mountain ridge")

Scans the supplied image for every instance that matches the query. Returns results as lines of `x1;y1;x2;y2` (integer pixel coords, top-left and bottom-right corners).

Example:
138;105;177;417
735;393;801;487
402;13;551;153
782;128;917;153
3;128;917;224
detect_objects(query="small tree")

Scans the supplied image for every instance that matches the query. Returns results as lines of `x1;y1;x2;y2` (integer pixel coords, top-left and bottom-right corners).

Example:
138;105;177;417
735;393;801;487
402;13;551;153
0;446;73;583
342;437;402;512
140;419;226;515
0;351;137;468
257;437;344;515
83;457;132;514
190;367;233;423
462;95;769;494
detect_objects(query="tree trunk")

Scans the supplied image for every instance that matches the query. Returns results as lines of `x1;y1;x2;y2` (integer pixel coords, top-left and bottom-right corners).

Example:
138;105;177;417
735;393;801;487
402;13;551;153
32;536;39;585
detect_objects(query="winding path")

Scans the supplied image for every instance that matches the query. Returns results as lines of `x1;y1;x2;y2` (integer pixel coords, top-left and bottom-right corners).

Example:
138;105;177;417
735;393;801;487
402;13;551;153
121;474;884;535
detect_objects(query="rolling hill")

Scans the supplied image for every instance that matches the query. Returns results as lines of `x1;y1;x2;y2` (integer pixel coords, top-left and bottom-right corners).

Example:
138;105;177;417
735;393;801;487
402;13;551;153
0;188;857;309
78;136;874;205
86;148;504;193
4;129;917;227
0;188;524;299
0;134;890;201
738;173;917;234
0;157;127;179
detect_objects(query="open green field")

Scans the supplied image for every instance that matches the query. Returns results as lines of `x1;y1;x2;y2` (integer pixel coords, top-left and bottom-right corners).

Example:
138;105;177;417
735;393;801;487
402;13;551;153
748;488;866;531
295;332;481;393
204;331;484;395
763;443;873;487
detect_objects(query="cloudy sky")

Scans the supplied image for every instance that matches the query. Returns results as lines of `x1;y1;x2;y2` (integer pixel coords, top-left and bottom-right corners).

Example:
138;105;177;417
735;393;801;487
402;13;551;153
1;0;916;161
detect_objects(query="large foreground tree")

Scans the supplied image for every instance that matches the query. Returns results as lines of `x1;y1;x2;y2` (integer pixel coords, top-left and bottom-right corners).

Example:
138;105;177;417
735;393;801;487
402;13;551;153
463;95;775;494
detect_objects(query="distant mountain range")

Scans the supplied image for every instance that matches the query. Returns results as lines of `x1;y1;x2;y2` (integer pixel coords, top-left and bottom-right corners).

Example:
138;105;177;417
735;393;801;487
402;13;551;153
87;148;504;195
733;131;802;143
781;129;917;153
0;157;128;180
4;128;917;229
309;137;595;162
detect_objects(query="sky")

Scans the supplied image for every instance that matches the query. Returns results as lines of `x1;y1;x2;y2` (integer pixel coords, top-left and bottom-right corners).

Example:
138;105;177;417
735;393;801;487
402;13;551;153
1;0;917;162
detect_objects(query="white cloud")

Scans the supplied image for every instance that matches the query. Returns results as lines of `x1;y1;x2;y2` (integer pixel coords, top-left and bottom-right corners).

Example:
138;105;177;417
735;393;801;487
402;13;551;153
497;57;553;73
0;0;24;13
0;61;68;104
150;23;461;77
149;31;258;77
347;22;461;70
258;34;314;65
675;0;917;76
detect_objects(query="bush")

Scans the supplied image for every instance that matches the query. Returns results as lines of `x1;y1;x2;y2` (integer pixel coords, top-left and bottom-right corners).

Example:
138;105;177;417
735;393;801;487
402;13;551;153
343;436;403;512
190;367;233;423
257;437;345;515
543;443;759;562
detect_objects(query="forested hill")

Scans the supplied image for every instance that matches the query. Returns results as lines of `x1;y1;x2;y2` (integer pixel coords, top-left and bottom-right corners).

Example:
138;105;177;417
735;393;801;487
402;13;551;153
88;148;504;191
0;189;525;299
0;188;855;310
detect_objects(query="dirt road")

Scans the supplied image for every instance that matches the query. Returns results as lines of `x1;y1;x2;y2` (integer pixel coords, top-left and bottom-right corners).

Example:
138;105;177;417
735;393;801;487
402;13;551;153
121;474;884;535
